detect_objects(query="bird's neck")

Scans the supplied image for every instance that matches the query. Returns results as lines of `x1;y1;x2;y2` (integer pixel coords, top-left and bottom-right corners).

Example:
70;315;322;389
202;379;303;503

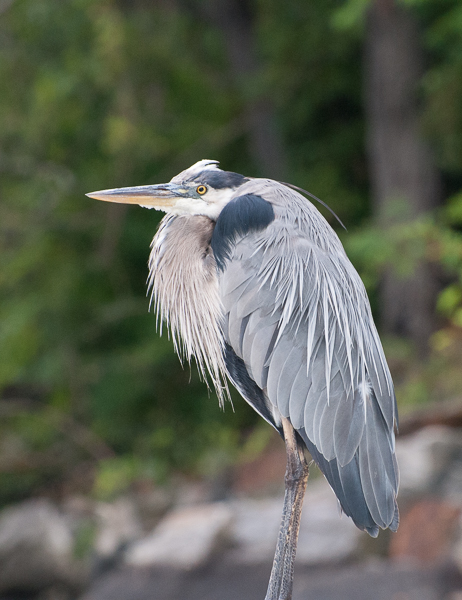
148;215;229;405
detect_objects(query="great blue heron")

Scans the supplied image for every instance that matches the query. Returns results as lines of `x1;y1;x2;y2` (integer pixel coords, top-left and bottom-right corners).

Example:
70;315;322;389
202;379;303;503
88;160;399;600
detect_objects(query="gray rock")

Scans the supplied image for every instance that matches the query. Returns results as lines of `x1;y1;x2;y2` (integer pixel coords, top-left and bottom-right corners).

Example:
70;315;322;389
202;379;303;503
396;426;462;498
230;477;362;565
95;498;142;558
124;503;232;569
229;497;282;563
296;478;362;564
0;498;80;593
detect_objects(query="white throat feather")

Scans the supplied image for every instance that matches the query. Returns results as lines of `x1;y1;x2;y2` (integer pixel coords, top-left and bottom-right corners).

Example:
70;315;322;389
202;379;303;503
147;214;229;405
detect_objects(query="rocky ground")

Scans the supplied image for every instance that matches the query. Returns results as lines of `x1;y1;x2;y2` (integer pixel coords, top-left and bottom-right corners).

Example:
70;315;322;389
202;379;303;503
1;424;462;600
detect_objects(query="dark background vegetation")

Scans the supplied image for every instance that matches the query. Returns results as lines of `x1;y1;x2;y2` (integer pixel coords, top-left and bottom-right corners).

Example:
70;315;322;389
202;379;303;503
1;0;462;506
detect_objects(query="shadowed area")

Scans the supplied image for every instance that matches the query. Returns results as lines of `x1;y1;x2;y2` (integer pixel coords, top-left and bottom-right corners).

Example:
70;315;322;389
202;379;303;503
78;561;461;600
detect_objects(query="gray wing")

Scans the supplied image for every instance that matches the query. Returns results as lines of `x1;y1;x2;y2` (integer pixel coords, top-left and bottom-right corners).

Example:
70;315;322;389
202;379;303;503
219;215;399;536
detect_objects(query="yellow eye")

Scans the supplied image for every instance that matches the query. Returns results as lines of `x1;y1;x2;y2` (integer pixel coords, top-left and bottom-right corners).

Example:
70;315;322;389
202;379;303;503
196;185;207;195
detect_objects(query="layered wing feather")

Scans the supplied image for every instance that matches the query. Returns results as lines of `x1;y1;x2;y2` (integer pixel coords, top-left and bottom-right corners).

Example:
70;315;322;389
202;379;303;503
217;181;399;536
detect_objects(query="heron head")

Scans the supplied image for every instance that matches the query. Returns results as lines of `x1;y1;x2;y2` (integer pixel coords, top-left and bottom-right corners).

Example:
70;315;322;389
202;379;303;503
86;160;249;220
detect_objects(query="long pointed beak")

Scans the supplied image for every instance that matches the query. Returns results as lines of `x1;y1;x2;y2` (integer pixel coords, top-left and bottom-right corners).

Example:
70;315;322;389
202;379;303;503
86;183;189;209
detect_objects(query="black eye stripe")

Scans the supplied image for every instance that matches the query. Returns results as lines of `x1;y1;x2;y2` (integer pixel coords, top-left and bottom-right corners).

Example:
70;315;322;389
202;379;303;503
188;171;249;189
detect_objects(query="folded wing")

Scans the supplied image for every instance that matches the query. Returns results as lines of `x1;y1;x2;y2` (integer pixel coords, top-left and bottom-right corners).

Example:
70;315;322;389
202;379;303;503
217;204;399;536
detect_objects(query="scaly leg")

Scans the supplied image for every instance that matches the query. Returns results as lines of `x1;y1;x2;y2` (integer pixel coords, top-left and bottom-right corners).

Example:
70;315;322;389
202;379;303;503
265;417;309;600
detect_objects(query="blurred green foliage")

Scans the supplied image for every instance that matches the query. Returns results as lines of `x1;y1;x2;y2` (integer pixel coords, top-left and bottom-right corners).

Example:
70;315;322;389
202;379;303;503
344;190;462;413
1;0;462;504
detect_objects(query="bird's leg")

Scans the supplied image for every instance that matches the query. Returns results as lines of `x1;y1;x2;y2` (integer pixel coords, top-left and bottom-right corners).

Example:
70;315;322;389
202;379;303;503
265;417;309;600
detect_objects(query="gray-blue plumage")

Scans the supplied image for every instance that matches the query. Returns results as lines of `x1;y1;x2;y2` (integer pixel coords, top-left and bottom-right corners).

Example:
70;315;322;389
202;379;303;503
214;178;399;537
